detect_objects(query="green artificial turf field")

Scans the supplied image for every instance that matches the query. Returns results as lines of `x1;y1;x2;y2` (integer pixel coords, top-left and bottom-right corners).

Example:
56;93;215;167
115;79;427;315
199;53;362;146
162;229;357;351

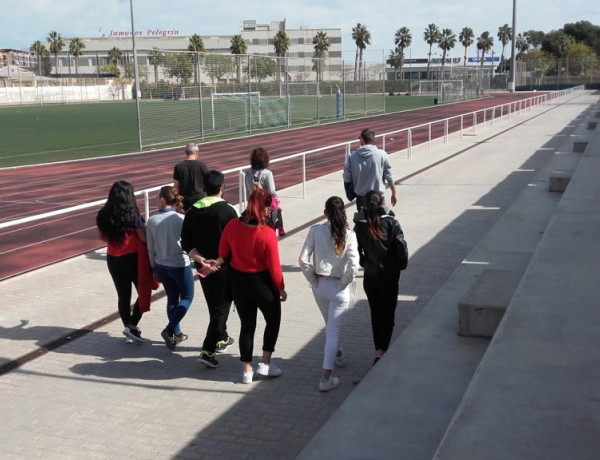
0;95;434;168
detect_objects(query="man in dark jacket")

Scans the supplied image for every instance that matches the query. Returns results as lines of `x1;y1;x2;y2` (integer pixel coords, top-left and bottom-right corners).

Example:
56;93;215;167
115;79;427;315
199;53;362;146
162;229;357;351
181;170;238;367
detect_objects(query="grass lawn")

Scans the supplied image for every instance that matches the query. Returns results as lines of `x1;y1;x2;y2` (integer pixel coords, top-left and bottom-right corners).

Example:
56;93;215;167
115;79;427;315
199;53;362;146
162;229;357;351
0;94;435;168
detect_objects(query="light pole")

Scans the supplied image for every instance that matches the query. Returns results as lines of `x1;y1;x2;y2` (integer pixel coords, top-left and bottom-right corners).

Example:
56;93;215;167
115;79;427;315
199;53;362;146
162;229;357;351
130;0;142;150
508;0;517;92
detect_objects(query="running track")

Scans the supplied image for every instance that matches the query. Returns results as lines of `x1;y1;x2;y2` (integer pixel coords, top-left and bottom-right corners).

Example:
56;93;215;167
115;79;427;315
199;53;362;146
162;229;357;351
0;93;535;280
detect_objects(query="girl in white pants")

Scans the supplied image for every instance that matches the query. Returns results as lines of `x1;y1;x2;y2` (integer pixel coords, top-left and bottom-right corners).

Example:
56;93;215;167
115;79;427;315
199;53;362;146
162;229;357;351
299;196;359;392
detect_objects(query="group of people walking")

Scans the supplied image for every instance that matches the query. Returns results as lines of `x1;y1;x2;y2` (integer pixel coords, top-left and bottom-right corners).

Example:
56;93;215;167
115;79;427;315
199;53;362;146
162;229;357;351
96;128;408;391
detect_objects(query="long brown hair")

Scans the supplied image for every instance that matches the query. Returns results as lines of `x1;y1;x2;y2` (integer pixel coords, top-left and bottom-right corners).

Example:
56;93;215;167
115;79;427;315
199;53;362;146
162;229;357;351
325;196;348;255
364;190;387;241
159;185;184;214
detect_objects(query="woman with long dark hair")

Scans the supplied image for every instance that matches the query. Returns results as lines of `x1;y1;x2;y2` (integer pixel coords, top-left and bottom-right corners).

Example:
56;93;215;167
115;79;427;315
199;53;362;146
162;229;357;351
146;185;193;350
299;196;359;392
97;180;156;343
353;190;408;365
210;188;287;384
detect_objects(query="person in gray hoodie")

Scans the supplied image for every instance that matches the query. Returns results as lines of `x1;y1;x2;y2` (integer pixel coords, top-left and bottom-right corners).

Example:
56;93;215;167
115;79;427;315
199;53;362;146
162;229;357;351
343;128;397;210
181;170;239;368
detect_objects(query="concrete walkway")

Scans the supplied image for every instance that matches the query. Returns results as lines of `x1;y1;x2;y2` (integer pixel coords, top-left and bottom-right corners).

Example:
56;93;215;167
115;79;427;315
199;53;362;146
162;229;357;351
0;90;596;459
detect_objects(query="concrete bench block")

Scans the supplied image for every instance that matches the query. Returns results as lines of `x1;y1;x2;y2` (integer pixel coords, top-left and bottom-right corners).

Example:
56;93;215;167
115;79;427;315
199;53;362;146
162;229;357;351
595;112;600;118
588;121;598;130
573;141;588;152
458;269;522;338
549;170;573;192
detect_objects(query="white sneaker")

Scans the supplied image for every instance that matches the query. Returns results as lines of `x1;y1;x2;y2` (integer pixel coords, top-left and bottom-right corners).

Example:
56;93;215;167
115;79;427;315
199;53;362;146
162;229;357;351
242;370;254;384
319;377;340;392
125;337;134;344
256;361;282;377
335;349;346;368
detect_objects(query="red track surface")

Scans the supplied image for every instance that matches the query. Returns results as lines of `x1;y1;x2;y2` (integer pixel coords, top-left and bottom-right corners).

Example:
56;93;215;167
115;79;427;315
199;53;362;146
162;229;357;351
0;93;535;280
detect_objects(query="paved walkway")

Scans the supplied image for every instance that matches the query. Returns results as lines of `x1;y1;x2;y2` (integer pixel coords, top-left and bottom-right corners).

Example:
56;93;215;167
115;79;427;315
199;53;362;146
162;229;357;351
0;91;594;459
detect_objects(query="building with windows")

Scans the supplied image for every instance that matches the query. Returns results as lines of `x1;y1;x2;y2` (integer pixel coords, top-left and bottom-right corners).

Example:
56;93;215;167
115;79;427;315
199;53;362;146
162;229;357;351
0;49;36;69
32;20;342;82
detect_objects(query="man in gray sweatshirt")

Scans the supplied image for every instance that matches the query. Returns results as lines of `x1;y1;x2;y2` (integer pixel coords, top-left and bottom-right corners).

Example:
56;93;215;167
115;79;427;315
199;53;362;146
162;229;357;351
343;128;397;210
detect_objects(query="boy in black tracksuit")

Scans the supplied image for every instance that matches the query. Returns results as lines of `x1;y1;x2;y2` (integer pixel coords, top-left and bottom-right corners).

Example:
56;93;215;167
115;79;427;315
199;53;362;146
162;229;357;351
181;170;238;367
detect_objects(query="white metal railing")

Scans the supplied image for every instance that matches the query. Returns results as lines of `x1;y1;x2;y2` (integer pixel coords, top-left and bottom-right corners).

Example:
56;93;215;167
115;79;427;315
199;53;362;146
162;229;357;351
0;86;584;231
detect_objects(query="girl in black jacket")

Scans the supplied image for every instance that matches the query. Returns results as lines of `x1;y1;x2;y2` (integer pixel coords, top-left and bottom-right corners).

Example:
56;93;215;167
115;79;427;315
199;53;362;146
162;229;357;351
353;190;408;365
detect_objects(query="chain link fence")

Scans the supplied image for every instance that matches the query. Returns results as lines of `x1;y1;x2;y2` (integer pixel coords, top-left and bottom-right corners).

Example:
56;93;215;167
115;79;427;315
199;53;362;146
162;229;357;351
135;50;387;148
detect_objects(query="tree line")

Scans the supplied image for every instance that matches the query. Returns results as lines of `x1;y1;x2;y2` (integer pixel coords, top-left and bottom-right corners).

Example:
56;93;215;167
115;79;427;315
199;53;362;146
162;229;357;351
30;20;600;83
387;20;600;80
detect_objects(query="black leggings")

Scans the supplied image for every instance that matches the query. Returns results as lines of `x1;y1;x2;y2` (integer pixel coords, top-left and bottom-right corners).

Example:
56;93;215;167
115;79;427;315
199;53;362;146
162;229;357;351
363;272;400;352
107;252;142;328
199;268;233;353
230;267;281;363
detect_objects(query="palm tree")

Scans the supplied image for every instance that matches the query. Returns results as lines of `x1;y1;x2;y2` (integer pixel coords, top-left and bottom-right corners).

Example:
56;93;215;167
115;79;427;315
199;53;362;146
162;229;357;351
516;33;530;58
30;40;49;75
108;47;123;65
69;37;85;77
273;30;291;83
47;31;65;75
388;48;404;80
188;34;205;83
312;31;330;81
459;27;475;66
437;28;457;79
476;31;494;68
230;34;247;83
423;24;440;79
148;47;163;83
352;23;371;80
497;24;513;73
394;27;412;78
273;30;290;57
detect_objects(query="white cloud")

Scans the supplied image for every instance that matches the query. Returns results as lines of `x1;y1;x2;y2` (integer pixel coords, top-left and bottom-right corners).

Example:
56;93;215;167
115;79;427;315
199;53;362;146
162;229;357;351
2;0;598;60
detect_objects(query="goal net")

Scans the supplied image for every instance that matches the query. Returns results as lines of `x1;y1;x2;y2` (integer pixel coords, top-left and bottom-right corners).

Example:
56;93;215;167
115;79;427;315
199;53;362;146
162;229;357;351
417;79;464;102
211;92;262;132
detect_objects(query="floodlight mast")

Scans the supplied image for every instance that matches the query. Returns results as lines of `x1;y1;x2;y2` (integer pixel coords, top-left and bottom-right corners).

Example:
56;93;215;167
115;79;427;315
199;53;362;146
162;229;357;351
130;0;143;150
508;0;517;92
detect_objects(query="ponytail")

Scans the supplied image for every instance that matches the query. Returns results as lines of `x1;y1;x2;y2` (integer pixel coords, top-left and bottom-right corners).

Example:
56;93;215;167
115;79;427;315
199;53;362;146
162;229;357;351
325;196;348;255
364;190;387;241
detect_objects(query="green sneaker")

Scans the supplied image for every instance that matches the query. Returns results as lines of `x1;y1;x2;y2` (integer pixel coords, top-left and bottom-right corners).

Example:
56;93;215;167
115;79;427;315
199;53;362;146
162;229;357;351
215;336;234;353
198;350;219;368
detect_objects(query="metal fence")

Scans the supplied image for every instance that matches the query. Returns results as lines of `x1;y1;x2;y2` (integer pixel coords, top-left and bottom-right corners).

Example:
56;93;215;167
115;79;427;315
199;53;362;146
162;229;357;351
0;86;582;235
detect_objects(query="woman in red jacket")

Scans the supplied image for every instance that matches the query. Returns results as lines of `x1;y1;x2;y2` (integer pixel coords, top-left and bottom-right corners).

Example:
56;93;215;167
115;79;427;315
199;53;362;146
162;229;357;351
211;188;287;384
97;180;156;343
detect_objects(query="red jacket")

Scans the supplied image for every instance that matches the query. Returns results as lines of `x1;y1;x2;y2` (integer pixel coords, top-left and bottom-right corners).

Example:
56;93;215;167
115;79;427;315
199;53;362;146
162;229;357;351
219;219;284;291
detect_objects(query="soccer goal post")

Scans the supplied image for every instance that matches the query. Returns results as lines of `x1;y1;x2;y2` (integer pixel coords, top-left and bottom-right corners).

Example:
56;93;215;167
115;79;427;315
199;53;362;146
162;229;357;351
418;79;464;102
210;92;261;132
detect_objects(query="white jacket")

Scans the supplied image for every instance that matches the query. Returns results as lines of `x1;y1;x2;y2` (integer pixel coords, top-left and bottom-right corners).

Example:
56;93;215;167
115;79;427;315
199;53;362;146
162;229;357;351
298;222;359;290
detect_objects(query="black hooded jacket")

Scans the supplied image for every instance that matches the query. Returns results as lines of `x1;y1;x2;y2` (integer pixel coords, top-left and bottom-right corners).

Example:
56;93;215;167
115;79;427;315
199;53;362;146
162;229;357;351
353;207;408;278
181;198;238;262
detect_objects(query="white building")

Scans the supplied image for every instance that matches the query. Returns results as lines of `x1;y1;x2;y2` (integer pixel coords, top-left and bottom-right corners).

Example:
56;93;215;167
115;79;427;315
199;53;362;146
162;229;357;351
41;20;342;82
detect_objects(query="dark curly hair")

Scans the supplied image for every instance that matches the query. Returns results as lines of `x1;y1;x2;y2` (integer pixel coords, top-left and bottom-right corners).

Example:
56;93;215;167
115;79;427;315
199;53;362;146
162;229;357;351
96;180;141;245
250;147;270;170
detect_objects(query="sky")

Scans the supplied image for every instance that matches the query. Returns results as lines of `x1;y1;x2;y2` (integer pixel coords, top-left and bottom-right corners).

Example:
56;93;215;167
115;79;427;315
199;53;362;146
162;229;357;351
2;0;598;60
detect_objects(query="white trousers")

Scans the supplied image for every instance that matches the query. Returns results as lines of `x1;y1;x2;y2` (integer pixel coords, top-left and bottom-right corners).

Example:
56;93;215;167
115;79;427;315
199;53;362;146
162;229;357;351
311;276;350;370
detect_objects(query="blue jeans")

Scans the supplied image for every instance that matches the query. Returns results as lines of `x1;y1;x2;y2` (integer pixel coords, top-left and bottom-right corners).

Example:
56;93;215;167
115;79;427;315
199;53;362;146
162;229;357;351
155;264;194;335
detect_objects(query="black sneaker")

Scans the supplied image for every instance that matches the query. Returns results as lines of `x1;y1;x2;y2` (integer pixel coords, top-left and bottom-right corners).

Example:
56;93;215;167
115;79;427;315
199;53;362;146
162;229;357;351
123;326;144;343
161;328;176;350
198;350;219;368
215;336;234;353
